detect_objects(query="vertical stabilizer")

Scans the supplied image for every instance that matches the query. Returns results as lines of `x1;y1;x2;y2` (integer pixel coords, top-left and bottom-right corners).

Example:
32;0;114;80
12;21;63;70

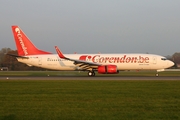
12;26;51;56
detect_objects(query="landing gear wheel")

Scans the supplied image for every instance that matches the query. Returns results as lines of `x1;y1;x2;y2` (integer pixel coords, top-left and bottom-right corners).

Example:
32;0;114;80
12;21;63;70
88;71;95;76
156;73;159;77
88;71;92;76
92;71;95;76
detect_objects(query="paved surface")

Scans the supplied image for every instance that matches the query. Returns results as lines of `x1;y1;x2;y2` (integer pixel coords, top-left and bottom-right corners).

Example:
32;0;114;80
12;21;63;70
1;76;180;80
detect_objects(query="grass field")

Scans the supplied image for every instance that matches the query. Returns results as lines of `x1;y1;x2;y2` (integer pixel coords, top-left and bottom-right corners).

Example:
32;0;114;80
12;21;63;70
0;80;180;120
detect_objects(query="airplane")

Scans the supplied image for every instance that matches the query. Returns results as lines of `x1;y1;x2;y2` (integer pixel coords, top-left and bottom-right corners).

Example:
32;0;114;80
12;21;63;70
9;25;174;76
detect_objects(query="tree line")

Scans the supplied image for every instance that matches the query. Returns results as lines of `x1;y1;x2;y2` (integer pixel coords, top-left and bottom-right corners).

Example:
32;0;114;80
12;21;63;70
0;48;179;71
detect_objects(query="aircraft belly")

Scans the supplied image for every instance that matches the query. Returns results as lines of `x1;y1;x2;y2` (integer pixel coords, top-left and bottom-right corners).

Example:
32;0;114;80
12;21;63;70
44;61;76;70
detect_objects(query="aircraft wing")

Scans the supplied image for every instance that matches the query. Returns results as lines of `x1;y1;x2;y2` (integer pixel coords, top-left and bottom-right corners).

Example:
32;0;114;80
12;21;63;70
55;46;101;70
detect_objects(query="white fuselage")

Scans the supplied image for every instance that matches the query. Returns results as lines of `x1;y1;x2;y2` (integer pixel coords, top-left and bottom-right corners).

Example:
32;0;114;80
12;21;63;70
17;53;174;71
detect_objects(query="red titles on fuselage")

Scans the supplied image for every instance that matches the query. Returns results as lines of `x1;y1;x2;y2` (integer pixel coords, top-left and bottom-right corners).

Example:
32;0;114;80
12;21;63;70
79;55;149;63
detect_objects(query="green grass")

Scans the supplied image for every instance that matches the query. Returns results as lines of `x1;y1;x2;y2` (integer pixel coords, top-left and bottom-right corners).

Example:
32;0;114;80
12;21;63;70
0;80;180;120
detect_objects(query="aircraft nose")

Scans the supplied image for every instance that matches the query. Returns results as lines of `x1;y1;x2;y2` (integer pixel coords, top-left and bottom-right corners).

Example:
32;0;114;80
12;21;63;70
168;60;174;68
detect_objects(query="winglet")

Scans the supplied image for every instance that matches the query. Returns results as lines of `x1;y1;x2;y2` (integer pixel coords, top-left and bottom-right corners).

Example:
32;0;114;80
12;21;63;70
55;46;66;59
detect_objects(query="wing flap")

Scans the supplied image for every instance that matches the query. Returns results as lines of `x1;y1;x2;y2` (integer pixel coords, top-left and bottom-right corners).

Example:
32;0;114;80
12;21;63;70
54;46;100;70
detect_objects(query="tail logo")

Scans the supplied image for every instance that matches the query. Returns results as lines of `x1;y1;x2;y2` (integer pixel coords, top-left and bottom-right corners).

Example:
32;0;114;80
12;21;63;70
15;27;28;55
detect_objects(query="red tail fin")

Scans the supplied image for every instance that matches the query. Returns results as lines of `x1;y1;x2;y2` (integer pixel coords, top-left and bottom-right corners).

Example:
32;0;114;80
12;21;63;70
12;26;51;56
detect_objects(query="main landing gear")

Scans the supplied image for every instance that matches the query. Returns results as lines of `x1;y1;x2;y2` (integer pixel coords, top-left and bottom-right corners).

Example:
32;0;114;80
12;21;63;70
156;73;159;77
88;71;95;76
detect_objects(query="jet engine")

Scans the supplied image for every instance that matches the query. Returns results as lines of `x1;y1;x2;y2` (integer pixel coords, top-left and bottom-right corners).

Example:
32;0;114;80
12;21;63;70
98;65;118;74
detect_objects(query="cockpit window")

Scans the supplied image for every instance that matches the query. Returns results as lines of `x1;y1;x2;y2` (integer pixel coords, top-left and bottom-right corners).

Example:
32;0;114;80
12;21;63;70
161;58;167;61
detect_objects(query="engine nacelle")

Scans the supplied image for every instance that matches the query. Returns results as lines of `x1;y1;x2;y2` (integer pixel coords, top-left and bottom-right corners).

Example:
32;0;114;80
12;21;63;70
98;65;118;74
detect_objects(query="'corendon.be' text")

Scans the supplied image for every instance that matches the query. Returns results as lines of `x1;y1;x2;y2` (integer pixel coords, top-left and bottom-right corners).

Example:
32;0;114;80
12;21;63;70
79;55;149;63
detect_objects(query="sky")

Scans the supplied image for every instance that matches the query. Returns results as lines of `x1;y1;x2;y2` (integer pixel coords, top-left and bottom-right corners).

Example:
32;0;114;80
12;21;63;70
1;0;180;56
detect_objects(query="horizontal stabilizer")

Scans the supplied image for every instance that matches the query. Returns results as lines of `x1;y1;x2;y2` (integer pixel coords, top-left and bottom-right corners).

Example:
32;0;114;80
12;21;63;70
6;53;29;59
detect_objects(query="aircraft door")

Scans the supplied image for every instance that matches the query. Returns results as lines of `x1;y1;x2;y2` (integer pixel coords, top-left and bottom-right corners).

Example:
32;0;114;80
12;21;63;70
152;56;157;64
38;57;42;65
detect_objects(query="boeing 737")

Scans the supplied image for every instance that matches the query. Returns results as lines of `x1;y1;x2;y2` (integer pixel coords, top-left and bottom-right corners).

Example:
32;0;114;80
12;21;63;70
9;25;174;76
